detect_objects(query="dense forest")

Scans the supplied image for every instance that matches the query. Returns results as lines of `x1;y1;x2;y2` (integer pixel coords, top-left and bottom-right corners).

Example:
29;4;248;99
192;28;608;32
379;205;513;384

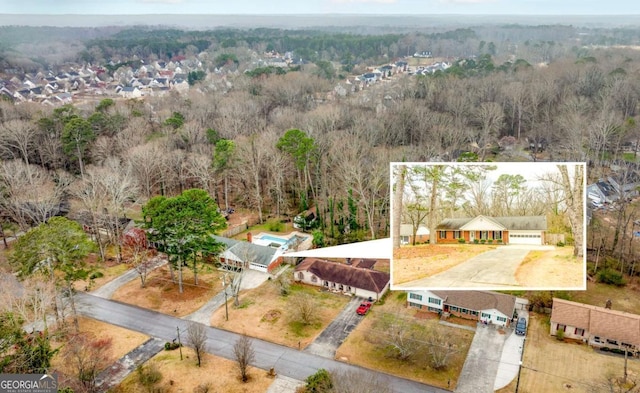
1;23;640;253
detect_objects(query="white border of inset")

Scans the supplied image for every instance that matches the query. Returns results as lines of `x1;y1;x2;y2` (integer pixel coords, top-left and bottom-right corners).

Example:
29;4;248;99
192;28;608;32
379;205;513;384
390;161;587;291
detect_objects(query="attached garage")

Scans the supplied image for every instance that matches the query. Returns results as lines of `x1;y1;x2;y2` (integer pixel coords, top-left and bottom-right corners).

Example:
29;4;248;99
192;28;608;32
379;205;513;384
508;231;544;245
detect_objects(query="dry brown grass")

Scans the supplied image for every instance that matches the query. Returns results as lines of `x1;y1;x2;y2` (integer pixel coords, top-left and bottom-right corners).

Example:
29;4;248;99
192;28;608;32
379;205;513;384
499;313;640;393
392;244;495;285
335;292;473;390
114;350;274;393
112;264;222;317
210;281;350;349
515;247;585;288
50;317;149;381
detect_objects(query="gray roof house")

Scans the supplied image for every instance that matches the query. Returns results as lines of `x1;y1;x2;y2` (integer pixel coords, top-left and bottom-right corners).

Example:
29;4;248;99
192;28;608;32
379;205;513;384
211;235;283;273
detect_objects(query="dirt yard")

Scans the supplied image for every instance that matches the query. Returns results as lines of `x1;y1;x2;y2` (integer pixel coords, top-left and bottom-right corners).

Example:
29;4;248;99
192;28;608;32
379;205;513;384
112;263;222;317
515;247;585;288
113;349;274;393
392;244;496;285
497;313;640;393
567;279;640;314
335;292;474;390
210;281;350;349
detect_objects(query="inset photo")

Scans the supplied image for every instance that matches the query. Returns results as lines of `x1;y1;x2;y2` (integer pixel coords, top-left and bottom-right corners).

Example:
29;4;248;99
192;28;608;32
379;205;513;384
391;162;586;291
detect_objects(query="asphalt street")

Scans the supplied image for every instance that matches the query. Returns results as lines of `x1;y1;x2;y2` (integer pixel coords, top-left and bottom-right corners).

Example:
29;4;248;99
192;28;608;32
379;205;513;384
74;292;448;393
395;247;531;289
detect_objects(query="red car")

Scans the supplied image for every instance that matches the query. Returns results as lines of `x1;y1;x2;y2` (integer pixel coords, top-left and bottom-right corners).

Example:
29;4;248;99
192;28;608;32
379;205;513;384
356;302;372;315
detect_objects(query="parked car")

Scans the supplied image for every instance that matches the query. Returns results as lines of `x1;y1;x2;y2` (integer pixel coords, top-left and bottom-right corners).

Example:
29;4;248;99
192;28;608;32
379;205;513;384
515;317;527;336
356;302;372;315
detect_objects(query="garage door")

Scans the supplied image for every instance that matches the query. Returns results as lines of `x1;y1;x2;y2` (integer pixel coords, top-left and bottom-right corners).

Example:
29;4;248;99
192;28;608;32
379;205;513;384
509;232;542;245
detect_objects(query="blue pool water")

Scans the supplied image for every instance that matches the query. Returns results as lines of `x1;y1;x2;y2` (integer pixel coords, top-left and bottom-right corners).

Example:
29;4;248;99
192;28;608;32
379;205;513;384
257;234;287;246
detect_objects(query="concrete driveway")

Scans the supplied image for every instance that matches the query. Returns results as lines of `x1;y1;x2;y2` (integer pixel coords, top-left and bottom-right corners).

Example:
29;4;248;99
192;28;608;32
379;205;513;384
455;323;507;393
396;246;549;289
305;296;365;358
494;310;528;390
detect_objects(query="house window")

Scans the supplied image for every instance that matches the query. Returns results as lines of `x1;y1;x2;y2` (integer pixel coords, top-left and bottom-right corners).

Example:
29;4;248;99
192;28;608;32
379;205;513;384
462;308;469;314
347;286;352;292
575;328;584;336
428;297;441;305
481;313;491;319
400;236;409;244
298;272;304;280
557;324;566;332
450;306;458;312
409;302;422;309
607;339;618;345
496;316;507;322
454;231;460;239
311;275;317;283
323;281;329;287
493;231;503;240
409;293;423;301
439;231;446;239
480;231;488;240
471;311;478;316
339;284;344;291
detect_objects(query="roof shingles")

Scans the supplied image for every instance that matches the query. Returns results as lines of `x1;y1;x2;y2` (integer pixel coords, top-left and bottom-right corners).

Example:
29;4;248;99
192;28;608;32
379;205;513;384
295;258;389;294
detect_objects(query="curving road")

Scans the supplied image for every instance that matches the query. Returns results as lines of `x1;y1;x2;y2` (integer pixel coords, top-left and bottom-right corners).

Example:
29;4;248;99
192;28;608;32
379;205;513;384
74;292;448;393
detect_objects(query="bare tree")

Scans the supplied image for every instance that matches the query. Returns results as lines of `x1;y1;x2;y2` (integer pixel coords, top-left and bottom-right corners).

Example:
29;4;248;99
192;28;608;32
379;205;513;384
233;335;255;383
62;333;113;393
424;325;460;371
392;164;407;249
288;292;318;326
0;119;38;168
376;312;421;361
0;275;55;330
186;321;208;367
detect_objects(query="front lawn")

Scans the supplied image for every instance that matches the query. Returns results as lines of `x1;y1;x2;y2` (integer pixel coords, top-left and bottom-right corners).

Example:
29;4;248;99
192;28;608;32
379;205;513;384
210;280;350;349
514;246;584;288
392;244;496;285
335;291;474;390
111;263;222;316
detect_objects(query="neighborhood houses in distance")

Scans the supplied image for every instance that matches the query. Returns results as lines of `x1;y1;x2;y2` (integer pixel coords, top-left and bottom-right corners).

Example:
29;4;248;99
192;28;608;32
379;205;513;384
391;162;586;290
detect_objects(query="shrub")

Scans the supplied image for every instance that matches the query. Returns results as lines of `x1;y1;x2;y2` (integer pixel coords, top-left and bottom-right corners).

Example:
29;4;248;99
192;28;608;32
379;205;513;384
497;239;503;244
556;241;565;247
555;329;565;341
267;220;285;232
597;269;626;286
90;271;104;280
458;238;465;244
480;239;486;244
488;239;493;244
473;239;479;244
164;342;181;351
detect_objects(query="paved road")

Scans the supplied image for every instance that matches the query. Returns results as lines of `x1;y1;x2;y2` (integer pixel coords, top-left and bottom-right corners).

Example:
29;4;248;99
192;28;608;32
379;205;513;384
74;292;448;393
305;296;365;358
396;247;531;289
455;323;507;393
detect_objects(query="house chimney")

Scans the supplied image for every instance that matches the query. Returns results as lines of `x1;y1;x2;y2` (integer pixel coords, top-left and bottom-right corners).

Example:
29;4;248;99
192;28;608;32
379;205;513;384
247;232;253;243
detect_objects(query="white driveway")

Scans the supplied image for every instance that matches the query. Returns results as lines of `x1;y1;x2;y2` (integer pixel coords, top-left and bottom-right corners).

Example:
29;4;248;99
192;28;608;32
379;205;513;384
494;310;528;390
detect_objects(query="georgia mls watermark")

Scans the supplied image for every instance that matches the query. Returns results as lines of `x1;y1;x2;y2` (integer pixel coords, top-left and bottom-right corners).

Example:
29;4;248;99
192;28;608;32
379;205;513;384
0;374;57;393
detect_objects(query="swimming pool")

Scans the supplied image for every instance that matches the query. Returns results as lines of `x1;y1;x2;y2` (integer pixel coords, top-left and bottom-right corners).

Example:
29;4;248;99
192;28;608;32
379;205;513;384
253;233;308;249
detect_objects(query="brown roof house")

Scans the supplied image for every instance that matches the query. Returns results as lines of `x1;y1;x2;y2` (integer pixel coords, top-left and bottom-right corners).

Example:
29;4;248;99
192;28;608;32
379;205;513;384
551;298;640;354
294;258;390;300
407;290;520;327
435;215;547;245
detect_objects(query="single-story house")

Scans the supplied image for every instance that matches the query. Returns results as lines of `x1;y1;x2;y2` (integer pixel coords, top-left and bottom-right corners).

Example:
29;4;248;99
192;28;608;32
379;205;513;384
435;215;547;245
294;258;390;300
550;298;640;354
399;224;429;245
407;290;518;327
210;235;284;273
608;171;640;199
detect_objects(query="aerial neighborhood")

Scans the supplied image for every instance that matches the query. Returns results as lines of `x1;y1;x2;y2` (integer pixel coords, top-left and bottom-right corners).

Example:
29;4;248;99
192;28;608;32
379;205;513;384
2;13;640;393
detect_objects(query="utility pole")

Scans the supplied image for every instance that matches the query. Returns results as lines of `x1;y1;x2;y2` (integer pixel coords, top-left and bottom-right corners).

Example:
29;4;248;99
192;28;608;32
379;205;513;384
177;326;183;360
624;348;628;384
515;337;525;393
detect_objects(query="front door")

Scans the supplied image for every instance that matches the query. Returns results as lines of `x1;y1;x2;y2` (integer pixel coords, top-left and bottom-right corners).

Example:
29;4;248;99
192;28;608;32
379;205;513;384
469;231;475;242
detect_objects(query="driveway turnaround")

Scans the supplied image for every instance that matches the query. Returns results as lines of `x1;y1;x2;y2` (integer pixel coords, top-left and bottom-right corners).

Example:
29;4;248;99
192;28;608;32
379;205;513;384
455;323;507;393
75;293;448;393
395;247;531;289
305;296;366;358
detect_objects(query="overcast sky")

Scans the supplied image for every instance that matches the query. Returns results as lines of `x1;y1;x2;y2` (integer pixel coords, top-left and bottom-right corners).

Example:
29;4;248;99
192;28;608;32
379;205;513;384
3;0;639;15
